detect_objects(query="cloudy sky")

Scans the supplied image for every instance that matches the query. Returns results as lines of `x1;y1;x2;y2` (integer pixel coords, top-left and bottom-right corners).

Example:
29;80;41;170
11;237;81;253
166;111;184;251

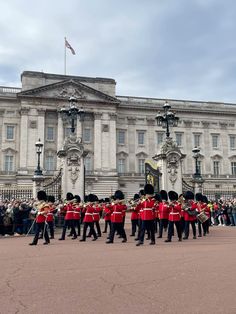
1;0;236;103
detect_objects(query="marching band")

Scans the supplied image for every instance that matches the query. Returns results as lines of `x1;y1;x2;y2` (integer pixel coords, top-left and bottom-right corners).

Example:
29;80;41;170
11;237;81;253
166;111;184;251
28;184;212;246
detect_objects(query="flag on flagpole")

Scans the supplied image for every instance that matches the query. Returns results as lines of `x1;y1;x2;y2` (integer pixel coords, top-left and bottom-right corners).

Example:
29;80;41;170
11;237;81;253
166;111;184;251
65;38;76;55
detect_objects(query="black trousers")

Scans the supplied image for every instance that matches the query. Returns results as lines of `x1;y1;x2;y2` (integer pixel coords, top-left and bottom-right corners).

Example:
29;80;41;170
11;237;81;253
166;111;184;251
184;221;196;238
159;219;168;237
131;219;139;235
47;221;54;238
94;221;101;236
139;220;155;243
167;221;182;240
31;222;49;245
109;222;127;243
82;222;97;240
103;220;111;233
73;219;81;236
61;219;76;239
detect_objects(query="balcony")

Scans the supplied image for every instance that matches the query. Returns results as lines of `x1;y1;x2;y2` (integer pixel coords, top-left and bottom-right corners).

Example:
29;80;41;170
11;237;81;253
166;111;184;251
0;86;21;94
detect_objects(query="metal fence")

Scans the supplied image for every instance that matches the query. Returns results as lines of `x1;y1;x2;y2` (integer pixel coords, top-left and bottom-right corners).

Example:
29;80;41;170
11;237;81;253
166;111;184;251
0;189;33;200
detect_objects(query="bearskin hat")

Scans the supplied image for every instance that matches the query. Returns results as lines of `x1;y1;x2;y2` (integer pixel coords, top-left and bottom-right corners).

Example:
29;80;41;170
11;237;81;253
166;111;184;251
87;194;94;202
144;184;154;195
139;189;145;196
114;190;124;200
184;191;194;200
93;194;99;202
168;190;178;201
37;190;47;201
202;195;208;203
104;197;110;203
66;192;74;201
160;190;168;201
47;195;55;203
154;193;162;202
195;193;203;202
74;195;81;203
133;193;140;201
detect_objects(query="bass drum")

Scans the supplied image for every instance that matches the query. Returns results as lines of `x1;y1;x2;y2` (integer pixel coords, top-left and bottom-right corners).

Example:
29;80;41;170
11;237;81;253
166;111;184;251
197;211;209;223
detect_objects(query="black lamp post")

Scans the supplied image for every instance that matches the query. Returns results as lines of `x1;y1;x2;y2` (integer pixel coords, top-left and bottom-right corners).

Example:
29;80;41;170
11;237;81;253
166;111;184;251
155;101;179;138
35;138;43;175
60;97;85;134
192;147;201;177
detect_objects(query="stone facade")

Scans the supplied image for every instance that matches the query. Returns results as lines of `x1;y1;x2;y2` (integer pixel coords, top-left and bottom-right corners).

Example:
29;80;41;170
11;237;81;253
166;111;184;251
1;71;236;199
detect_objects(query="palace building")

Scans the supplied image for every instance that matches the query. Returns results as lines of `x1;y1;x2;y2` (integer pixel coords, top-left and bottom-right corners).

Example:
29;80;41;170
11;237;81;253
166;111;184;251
0;70;236;199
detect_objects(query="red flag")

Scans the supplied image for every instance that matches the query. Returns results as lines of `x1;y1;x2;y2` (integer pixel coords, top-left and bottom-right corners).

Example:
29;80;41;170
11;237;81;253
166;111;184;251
65;38;76;55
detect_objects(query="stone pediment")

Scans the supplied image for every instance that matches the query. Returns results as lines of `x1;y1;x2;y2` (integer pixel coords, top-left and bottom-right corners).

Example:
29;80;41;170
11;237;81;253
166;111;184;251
17;79;119;103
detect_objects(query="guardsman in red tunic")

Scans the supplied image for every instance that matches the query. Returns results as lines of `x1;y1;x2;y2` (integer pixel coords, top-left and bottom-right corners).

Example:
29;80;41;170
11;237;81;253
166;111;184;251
106;190;127;244
102;198;112;235
29;190;50;246
46;195;56;239
58;192;77;240
130;193;140;237
183;191;197;240
72;195;82;237
165;191;182;242
92;195;102;237
136;184;156;246
154;193;162;235
80;194;97;242
135;189;145;241
157;190;169;238
202;195;210;235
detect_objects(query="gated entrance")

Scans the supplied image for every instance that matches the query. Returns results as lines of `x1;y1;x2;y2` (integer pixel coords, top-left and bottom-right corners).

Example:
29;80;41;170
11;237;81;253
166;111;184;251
43;169;62;200
145;160;161;193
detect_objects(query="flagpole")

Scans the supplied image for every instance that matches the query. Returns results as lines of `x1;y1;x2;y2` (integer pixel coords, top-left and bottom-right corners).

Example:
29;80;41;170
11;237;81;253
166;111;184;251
64;37;67;75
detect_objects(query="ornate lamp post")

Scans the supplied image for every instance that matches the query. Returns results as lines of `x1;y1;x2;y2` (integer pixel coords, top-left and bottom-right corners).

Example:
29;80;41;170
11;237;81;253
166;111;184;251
155;101;179;138
60;97;85;134
192;147;201;177
34;139;43;176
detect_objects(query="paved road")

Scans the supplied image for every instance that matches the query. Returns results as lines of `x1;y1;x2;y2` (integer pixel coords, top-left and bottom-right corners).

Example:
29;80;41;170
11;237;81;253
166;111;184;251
0;226;235;314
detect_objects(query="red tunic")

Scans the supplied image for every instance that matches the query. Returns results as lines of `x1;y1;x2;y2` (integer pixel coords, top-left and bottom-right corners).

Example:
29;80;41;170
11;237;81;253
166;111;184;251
73;204;81;220
46;204;55;222
83;204;94;223
183;200;197;221
159;202;170;220
130;203;140;220
111;203;126;223
103;204;112;221
140;198;156;221
93;204;100;222
168;202;182;222
64;202;74;220
36;202;49;223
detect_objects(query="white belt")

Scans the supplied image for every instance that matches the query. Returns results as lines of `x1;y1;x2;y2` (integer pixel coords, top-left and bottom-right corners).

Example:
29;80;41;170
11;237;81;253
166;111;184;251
170;212;180;215
113;212;122;214
85;213;93;215
143;208;153;211
47;213;53;216
67;211;74;213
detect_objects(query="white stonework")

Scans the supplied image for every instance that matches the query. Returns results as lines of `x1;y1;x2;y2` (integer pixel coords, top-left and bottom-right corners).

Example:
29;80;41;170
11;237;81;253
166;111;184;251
1;71;236;200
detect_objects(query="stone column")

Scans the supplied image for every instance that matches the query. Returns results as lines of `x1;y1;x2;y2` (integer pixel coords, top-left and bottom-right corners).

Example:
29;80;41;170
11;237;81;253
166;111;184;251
94;112;102;171
108;113;117;171
76;115;82;140
18;107;30;174
57;113;64;151
202;122;210;173
147;118;156;158
37;109;46;166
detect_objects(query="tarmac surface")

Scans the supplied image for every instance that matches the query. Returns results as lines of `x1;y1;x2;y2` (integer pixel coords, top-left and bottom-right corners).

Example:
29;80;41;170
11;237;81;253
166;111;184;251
0;225;235;314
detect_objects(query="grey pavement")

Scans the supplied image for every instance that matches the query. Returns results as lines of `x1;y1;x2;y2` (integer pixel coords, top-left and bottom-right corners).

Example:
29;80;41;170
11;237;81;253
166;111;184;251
0;225;235;314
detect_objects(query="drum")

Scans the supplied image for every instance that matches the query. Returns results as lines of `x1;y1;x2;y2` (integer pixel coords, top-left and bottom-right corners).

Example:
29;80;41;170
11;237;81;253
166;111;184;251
197;211;209;223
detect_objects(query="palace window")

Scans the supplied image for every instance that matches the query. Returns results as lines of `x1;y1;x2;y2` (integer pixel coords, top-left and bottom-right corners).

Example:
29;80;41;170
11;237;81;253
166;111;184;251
212;135;219;149
231;162;236;175
197;160;202;175
229;135;236;149
137;131;145;145
46;127;54;141
138;159;145;174
4;155;14;172
45;156;55;171
175;133;182;146
84;128;91;143
118;158;126;174
213;161;220;176
118;130;125;145
157;132;164;145
6;126;14;140
193;134;201;147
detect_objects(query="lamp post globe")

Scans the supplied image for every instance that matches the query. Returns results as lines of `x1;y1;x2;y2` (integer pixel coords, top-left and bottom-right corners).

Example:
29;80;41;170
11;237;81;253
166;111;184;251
35;138;43;176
